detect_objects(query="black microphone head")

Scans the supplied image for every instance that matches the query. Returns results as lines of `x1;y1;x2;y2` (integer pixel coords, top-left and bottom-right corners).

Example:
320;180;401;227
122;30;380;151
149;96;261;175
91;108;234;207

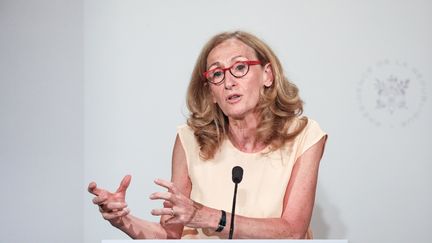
232;166;243;184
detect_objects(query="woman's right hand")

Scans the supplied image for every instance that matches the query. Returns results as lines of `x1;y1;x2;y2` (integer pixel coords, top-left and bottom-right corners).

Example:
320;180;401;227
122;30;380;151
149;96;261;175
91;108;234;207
88;175;131;224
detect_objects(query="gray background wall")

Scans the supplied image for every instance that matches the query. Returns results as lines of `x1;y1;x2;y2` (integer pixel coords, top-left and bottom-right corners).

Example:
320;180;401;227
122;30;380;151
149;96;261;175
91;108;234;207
1;1;431;243
0;0;83;242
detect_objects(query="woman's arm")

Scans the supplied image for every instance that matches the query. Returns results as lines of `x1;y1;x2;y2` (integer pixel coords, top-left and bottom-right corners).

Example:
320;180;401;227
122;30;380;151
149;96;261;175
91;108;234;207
157;134;193;238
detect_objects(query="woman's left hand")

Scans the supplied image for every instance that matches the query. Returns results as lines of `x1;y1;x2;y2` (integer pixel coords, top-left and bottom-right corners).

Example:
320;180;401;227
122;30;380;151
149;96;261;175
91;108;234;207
150;178;202;227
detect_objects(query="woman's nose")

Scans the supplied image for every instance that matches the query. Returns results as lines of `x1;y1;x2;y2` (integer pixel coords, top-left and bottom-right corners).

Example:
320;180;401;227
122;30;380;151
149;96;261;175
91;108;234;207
224;71;237;90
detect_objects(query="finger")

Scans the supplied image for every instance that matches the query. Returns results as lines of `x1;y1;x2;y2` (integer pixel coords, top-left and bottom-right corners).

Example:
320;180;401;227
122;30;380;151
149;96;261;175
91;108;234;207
88;182;104;196
164;216;182;225
105;202;128;211
101;208;130;220
151;207;174;216
99;206;108;213
149;191;173;201
163;200;173;208
102;208;130;220
116;175;132;193
92;194;108;205
120;208;130;217
154;179;178;194
99;204;114;213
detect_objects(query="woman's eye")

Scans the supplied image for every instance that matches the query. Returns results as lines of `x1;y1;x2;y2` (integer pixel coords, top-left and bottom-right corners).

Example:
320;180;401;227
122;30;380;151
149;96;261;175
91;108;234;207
212;70;223;78
235;63;246;71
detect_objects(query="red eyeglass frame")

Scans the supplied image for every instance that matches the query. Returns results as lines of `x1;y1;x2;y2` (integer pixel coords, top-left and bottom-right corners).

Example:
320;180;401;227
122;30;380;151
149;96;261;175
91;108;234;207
203;60;262;80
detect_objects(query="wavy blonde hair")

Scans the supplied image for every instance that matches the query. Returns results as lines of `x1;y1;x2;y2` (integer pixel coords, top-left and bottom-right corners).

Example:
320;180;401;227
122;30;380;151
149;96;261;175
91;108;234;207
186;31;307;160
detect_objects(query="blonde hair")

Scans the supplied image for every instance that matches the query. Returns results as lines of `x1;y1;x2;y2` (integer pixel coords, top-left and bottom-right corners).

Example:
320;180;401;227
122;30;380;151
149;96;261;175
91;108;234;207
186;31;307;160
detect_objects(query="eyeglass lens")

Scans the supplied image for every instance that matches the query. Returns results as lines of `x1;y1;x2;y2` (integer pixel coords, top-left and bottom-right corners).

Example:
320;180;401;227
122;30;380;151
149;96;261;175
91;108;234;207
208;62;250;84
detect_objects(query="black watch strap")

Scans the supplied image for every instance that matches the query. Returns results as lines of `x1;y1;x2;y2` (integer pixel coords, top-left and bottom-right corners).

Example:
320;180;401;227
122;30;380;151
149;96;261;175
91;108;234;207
215;210;226;232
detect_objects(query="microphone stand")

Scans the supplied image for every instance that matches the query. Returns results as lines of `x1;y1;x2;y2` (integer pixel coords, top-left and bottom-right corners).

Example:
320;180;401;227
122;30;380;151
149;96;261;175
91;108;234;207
229;166;243;239
229;182;239;239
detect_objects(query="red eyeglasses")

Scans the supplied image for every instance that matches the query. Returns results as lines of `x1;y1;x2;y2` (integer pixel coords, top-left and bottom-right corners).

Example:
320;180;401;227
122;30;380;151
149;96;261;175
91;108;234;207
203;60;261;85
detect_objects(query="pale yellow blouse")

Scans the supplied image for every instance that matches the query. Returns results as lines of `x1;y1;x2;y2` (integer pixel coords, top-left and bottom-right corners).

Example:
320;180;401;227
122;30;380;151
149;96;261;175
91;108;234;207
177;118;327;239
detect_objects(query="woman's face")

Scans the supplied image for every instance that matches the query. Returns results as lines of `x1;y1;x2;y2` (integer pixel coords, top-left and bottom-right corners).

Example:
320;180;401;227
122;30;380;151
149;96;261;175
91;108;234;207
206;39;273;120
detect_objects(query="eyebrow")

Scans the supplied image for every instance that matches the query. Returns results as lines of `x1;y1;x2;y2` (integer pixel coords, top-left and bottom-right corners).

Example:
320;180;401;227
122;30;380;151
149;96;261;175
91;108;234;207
207;55;247;70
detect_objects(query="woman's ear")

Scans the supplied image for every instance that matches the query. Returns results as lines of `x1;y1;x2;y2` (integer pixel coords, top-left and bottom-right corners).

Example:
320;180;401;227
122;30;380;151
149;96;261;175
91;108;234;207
263;63;274;87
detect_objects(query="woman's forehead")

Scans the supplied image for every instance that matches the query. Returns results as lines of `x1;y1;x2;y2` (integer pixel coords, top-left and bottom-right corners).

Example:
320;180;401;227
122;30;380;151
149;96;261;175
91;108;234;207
206;39;256;67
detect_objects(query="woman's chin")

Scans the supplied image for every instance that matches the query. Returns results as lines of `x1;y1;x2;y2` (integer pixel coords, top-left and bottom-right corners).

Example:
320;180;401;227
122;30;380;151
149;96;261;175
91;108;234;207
225;110;252;121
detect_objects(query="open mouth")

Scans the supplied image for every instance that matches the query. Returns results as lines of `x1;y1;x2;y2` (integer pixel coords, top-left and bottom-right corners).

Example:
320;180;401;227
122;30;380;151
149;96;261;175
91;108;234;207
227;94;242;103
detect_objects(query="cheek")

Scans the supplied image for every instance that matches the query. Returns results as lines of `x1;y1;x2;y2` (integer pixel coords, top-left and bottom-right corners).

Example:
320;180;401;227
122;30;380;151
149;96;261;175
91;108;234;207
247;89;262;107
245;81;263;100
210;87;221;103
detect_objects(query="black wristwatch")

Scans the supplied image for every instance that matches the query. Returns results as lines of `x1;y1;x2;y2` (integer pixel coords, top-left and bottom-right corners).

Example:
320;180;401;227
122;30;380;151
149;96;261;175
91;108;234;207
215;210;226;232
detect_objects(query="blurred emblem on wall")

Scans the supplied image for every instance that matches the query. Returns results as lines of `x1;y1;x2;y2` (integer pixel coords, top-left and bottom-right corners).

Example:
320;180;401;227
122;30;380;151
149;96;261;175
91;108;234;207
357;60;427;127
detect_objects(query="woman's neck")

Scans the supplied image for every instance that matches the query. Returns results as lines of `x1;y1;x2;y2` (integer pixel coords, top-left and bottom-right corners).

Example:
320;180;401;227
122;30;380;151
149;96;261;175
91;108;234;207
227;114;266;153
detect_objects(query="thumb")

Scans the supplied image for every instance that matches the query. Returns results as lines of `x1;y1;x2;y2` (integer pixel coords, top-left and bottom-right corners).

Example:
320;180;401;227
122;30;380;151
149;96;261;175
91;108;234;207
116;174;132;193
88;181;104;196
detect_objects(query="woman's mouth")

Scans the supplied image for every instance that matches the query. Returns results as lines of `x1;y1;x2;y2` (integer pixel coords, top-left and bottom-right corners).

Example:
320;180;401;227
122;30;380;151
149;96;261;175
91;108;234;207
226;94;242;104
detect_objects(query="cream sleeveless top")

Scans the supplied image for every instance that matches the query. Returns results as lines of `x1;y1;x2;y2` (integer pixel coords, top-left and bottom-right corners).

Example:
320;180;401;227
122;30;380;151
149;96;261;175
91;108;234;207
177;118;326;239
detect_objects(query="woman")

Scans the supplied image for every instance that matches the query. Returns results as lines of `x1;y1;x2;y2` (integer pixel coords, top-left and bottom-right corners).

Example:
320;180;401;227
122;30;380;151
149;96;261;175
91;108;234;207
88;31;327;239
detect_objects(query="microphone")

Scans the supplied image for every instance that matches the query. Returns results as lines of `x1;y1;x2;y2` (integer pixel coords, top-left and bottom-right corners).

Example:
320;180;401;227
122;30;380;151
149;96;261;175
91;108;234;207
229;166;243;239
232;166;243;183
